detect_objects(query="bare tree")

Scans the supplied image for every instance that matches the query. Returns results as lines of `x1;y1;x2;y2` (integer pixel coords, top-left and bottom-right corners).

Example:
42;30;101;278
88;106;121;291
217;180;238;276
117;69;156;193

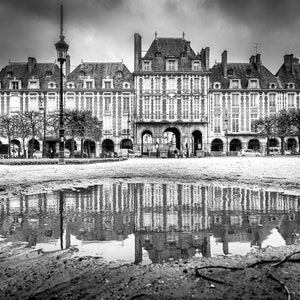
0;115;18;158
289;108;300;153
14;112;31;158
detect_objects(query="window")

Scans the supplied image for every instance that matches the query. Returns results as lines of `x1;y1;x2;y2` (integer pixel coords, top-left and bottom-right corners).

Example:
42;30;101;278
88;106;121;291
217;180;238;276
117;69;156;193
193;60;200;71
269;83;276;89
169;97;175;119
28;94;39;111
143;78;150;91
103;79;113;89
249;79;259;89
47;93;57;111
143;61;151;71
45;71;52;77
269;93;276;107
123;97;130;113
123;82;130;89
214;114;221;133
182;96;189;119
104;96;111;112
144;96;150;119
232;114;239;132
67;82;75;89
79;70;85;77
85;81;94;89
117;70;123;77
227;69;234;76
10;93;20;112
246;69;251;76
287;82;294;89
155;97;161;119
11;81;20;89
168;78;176;91
251;113;258;132
232;94;239;107
28;79;39;89
48;82;56;89
287;93;295;107
214;94;221;107
194;78;199;91
250;93;258;107
183;78;189;92
194;96;200;119
167;59;176;71
66;93;76;110
86;96;93;111
230;79;239;89
213;82;221;89
155;77;160;91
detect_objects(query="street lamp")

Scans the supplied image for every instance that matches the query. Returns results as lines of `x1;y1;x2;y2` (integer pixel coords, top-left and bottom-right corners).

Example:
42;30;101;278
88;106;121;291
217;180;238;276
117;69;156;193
224;111;229;156
55;5;69;164
39;94;47;158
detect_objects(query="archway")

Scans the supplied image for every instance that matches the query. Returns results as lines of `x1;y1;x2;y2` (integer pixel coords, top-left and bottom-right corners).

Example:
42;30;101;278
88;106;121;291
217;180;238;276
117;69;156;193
141;130;153;156
192;130;202;156
248;139;260;151
10;139;22;157
102;139;114;156
28;138;40;158
287;138;297;153
84;139;96;157
65;138;77;156
120;139;133;149
163;127;181;150
269;138;279;147
230;139;242;151
211;139;223;152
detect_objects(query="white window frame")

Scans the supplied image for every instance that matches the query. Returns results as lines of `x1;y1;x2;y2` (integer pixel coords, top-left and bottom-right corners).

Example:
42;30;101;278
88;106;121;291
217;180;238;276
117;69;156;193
182;96;189;119
269;93;276;107
28;78;40;89
47;93;57;112
183;78;189;92
102;79;113;89
169;97;175;120
230;79;240;89
232;93;239;107
66;93;76;110
214;94;221;107
155;97;161;119
214;114;221;133
232;113;239;133
167;59;177;71
250;93;258;107
194;96;200;119
144;96;150;119
143;60;151;71
193;60;200;71
28;93;39;111
168;77;176;91
287;93;295;108
248;79;259;89
104;96;112;113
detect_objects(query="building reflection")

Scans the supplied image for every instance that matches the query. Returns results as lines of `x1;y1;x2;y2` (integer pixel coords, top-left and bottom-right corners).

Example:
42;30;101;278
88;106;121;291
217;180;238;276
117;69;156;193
1;183;300;263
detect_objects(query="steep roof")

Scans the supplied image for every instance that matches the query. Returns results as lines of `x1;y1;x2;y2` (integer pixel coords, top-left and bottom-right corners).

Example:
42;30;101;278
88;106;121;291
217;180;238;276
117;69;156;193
276;63;300;89
210;61;279;89
144;38;197;59
0;59;60;90
67;62;133;89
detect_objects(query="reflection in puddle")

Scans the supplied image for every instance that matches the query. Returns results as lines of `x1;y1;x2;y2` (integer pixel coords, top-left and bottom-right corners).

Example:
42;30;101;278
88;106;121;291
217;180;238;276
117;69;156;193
1;182;300;264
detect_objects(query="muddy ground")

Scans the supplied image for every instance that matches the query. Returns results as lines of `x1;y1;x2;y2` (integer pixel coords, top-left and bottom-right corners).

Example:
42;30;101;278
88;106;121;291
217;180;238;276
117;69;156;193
1;157;300;299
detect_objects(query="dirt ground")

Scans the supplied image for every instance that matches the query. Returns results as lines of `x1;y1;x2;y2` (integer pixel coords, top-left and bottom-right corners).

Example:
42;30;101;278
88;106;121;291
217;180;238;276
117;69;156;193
1;157;300;299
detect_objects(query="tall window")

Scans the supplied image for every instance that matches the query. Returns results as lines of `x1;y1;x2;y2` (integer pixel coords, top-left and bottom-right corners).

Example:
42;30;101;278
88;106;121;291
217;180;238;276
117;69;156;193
183;78;189;92
155;97;161;119
182;97;189;119
249;79;258;89
47;93;57;112
167;60;176;71
214;94;221;107
28;94;38;111
143;78;150;91
104;81;111;89
214;114;221;133
155;77;160;91
250;93;258;107
269;93;276;107
194;78;199;92
85;81;93;89
169;98;175;119
66;94;75;110
194;96;200;119
231;79;239;89
144;96;150;119
232;93;239;107
251;113;258;132
193;61;200;71
104;97;111;112
143;61;150;71
86;96;93;111
123;97;130;113
287;93;295;108
232;114;239;132
168;78;176;91
11;81;20;89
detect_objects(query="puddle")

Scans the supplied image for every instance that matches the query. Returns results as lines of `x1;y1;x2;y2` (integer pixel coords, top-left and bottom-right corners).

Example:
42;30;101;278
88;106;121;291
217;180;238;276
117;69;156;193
1;182;300;264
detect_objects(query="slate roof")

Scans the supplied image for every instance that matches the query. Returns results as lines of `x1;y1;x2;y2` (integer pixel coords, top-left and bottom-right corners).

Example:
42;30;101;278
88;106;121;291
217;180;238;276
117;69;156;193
210;61;280;89
67;62;133;89
276;63;300;89
0;59;61;90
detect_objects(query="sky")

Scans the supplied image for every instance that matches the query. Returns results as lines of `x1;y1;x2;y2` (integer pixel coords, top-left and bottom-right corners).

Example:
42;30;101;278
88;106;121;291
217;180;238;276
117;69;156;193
1;0;300;74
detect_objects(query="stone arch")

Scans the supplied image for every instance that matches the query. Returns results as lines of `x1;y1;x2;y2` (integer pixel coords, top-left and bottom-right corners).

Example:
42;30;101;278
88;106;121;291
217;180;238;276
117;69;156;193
248;139;260;151
120;138;133;149
10;139;22;157
230;139;242;151
102;139;114;155
192;130;202;156
84;139;96;156
28;138;40;158
141;130;153;155
163;127;181;150
211;138;223;152
65;139;77;151
287;138;297;153
269;138;279;147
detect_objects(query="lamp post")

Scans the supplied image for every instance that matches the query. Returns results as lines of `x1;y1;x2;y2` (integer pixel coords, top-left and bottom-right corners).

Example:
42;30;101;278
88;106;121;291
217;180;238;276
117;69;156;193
224;111;229;156
55;5;69;164
39;94;47;158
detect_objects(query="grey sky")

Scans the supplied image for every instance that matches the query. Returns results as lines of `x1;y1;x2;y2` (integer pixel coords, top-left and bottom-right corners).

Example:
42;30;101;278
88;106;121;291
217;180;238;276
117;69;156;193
1;0;300;73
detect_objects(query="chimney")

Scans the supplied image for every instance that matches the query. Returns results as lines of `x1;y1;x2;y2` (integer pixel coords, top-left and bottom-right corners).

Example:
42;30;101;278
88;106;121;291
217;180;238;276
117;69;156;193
66;55;70;76
134;33;142;72
221;50;227;77
255;53;261;65
28;57;37;73
186;41;191;55
204;47;210;69
284;54;294;73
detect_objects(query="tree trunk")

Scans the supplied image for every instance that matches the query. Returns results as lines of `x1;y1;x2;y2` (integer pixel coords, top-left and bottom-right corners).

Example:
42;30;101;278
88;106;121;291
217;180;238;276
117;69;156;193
71;137;75;158
8;135;11;159
266;137;270;155
280;136;284;155
22;138;26;159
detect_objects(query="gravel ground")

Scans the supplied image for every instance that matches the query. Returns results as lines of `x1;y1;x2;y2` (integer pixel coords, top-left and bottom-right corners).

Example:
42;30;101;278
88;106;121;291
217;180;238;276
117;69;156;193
1;156;300;299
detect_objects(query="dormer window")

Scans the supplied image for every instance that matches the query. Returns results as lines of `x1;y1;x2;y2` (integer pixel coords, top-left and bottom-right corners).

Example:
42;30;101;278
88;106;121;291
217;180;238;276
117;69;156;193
143;60;151;71
10;79;21;90
246;69;252;76
117;70;123;77
167;59;177;71
84;79;94;89
48;81;56;89
269;83;276;89
123;82;130;89
28;78;39;89
102;79;113;89
7;71;13;77
230;79;240;89
67;82;75;89
227;69;234;76
287;82;295;89
193;60;200;71
248;79;259;89
79;70;86;77
45;70;52;77
213;82;221;89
